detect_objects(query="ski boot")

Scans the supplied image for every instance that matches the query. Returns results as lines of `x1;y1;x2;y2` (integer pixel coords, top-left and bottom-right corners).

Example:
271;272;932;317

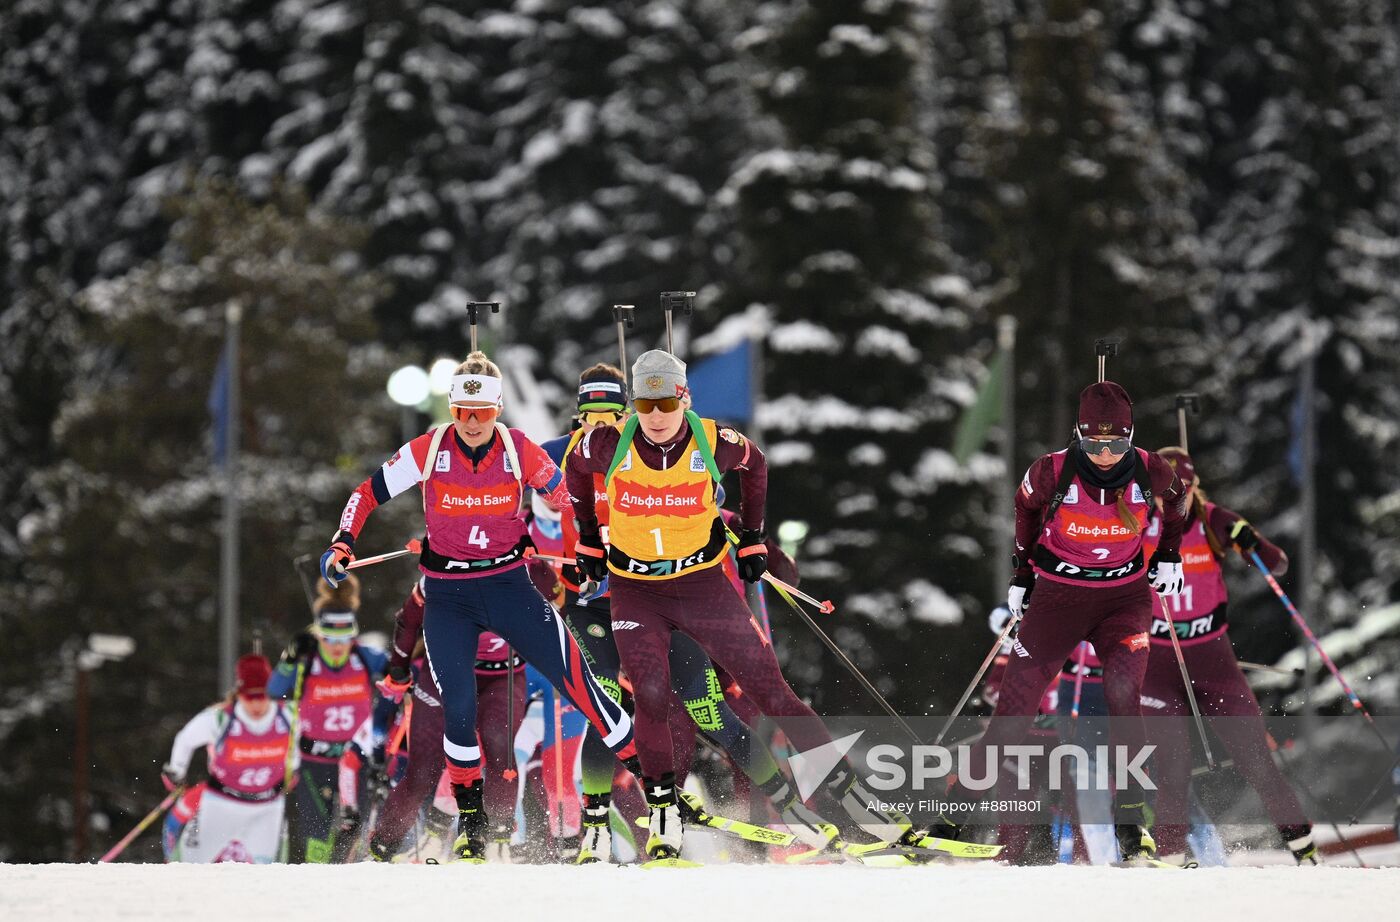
368;837;396;863
450;781;488;864
1114;823;1159;866
577;793;613;864
644;774;684;860
761;776;842;852
1281;824;1319;866
825;763;921;845
485;823;514;863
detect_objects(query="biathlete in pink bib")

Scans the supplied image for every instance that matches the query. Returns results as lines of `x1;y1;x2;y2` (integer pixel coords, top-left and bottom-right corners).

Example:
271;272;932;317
321;351;636;863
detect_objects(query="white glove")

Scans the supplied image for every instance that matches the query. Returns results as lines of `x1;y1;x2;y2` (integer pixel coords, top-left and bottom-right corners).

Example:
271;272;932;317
1149;559;1185;596
1007;585;1030;620
987;605;1013;636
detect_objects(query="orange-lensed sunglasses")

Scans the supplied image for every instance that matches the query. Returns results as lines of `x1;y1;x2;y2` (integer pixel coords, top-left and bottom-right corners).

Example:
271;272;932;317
450;404;501;423
633;397;682;414
581;410;625;427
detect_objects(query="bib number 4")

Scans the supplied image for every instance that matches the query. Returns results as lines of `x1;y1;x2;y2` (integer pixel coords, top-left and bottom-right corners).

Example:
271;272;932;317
467;525;489;550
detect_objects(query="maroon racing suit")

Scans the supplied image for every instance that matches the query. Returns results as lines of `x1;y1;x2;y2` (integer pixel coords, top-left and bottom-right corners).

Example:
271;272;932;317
954;447;1185;824
370;584;525;852
1141;502;1309;857
566;419;837;781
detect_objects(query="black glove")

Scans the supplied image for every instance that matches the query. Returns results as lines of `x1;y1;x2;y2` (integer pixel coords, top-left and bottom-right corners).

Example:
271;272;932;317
736;530;768;583
1229;519;1260;552
574;531;608;582
282;631;315;664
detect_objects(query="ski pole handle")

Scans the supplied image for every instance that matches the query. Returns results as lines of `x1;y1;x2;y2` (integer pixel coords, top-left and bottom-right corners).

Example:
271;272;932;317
99;787;183;862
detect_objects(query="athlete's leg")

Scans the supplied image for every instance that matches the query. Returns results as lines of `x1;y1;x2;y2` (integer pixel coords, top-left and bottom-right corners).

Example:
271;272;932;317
480;569;634;763
370;672;446;853
421;577;487;786
1139;643;1192;858
476;668;528;822
669;631;782;788
562;596;624;797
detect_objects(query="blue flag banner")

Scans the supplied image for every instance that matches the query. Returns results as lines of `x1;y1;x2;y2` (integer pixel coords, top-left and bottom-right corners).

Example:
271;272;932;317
1287;377;1306;488
209;350;229;466
687;339;754;424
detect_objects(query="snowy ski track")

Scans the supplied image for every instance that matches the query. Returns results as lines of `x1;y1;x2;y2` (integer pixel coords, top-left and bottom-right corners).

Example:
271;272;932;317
3;863;1398;922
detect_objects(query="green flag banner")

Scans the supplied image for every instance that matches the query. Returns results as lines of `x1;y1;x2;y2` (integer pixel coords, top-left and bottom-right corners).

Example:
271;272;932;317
953;351;1005;466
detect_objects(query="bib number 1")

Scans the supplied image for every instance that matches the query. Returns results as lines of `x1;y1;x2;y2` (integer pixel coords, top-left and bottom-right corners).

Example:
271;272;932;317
649;527;664;556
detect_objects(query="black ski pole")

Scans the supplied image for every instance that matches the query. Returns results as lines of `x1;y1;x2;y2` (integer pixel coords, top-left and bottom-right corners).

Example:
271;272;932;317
463;299;516;779
1164;390;1217;769
1175;393;1200;450
612;304;635;373
660;290;695;355
465;300;500;354
934;613;1022;746
766;578;925;746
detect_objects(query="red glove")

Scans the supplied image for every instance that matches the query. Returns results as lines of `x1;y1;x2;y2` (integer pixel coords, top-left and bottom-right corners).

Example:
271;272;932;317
376;666;412;704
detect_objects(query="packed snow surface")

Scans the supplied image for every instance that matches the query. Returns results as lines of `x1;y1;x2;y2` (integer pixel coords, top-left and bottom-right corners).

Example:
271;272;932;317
3;863;1398;922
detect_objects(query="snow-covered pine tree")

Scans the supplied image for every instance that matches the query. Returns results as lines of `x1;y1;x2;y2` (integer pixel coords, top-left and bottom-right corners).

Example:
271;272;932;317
1185;0;1400;658
470;0;749;382
952;0;1204;454
713;0;990;710
0;181;411;860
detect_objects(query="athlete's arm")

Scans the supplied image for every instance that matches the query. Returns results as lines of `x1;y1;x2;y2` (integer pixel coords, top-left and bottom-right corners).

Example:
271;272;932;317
517;433;571;509
388;582;425;676
714;427;767;533
1012;455;1055;571
1208;504;1288;574
334;432;438;545
566;426;618;534
167;707;219;779
1148;453;1187;555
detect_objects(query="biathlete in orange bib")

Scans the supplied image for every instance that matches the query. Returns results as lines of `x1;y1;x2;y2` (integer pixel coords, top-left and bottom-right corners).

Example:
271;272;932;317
566;349;917;860
321;351;636;863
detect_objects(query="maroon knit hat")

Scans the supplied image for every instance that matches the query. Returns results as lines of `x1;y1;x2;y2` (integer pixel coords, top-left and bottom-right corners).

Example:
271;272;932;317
236;654;272;699
1076;382;1133;438
1157;446;1196;488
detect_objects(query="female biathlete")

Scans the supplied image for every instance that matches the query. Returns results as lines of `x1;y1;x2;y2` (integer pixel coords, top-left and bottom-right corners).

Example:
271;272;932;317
162;654;295;863
546;363;836;863
1141;446;1316;865
567;350;912;860
929;381;1187;865
268;574;390;863
320;351;636;863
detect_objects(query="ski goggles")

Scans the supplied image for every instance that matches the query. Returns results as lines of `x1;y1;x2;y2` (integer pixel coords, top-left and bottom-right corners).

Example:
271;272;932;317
1080;436;1133;456
580;410;625;428
450;404;500;424
633;396;682;414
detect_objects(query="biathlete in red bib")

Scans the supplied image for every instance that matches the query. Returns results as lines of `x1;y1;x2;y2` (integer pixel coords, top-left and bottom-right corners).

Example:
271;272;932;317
566;349;916;860
321;351;636;863
162;654;295;864
930;381;1187;865
1141;446;1316;865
